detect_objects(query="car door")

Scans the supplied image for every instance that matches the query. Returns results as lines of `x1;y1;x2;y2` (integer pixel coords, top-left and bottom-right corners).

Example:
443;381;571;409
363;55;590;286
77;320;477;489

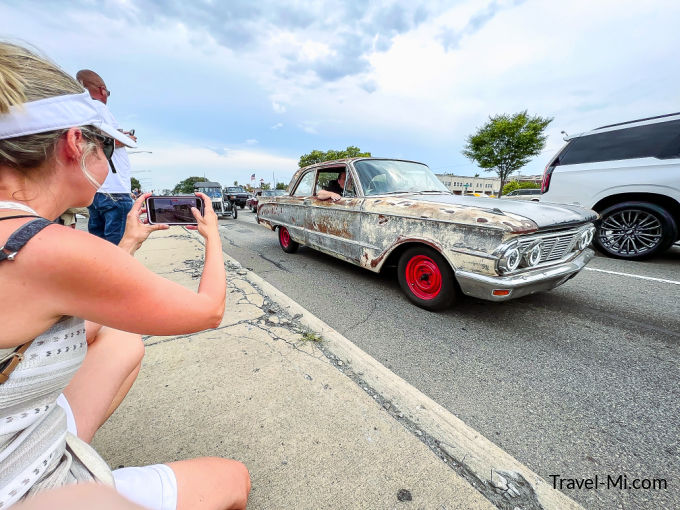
305;166;364;264
280;169;316;245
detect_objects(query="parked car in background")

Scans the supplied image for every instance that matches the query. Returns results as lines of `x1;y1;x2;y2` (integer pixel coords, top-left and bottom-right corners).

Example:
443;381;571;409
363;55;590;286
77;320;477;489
248;189;285;212
246;191;260;211
541;112;680;260
257;158;596;311
502;189;541;201
224;186;249;209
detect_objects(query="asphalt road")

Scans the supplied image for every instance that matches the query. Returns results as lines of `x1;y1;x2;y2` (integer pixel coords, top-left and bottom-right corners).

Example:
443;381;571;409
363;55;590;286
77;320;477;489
219;210;680;510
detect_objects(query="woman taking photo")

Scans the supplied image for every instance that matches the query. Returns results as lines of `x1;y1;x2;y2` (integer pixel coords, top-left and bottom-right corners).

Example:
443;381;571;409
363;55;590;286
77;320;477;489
0;42;250;509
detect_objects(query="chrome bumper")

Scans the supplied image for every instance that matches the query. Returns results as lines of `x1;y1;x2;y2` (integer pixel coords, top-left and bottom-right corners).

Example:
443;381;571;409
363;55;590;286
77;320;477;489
455;249;594;301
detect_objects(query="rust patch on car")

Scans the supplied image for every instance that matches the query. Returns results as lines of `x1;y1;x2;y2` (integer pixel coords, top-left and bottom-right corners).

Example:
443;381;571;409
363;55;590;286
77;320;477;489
477;217;489;223
368;236;443;268
378;215;388;225
312;219;351;238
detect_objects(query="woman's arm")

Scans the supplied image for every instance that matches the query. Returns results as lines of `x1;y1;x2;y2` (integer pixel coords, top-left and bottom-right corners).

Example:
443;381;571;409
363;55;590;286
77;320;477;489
25;194;226;336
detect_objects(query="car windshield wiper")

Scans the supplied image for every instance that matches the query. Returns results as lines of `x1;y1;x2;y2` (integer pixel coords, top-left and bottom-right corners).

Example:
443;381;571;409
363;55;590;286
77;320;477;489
414;190;452;194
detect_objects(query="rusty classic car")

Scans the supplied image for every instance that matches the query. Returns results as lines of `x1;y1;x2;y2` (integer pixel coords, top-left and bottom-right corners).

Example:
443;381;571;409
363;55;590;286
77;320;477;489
257;158;597;310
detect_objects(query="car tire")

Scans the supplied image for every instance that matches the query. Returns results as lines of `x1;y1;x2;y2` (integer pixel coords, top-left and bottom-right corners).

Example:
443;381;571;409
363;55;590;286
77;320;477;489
251;205;256;213
240;204;245;209
232;206;238;220
594;201;677;260
397;246;456;311
278;226;299;253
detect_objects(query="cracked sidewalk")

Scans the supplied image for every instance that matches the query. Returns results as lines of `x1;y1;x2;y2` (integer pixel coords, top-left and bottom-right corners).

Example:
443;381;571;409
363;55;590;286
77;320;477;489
91;228;494;509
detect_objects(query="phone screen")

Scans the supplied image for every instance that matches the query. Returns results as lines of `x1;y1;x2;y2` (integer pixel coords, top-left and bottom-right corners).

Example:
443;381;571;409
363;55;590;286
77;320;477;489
146;196;204;225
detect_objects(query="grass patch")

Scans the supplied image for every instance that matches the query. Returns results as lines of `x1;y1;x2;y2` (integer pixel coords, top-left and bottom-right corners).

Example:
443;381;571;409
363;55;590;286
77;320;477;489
300;331;323;343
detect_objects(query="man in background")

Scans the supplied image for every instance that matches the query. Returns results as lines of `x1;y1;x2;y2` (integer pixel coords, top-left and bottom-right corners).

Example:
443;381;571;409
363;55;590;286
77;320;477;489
77;69;137;244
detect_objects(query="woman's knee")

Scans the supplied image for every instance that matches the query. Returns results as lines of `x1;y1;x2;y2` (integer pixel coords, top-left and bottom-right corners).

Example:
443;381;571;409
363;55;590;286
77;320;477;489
129;333;145;365
91;328;144;367
112;330;145;370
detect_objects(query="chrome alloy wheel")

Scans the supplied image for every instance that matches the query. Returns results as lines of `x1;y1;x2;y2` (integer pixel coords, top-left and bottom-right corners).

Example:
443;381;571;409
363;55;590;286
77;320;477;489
598;208;662;257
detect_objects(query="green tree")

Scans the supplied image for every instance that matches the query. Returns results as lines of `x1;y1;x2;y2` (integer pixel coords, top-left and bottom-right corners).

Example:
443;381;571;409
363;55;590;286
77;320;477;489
233;180;239;186
462;111;552;197
275;181;287;190
502;180;541;195
130;176;141;191
298;146;371;168
173;176;208;194
260;182;271;190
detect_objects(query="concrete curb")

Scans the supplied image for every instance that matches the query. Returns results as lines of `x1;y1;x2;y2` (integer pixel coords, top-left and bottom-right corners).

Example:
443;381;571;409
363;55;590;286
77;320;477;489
194;228;583;510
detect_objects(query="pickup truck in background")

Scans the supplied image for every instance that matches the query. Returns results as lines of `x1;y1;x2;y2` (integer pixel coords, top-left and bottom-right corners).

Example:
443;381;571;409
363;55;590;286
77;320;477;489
224;186;249;209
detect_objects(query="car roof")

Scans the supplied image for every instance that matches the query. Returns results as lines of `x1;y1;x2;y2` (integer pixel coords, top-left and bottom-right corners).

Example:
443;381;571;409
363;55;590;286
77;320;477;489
299;157;426;171
566;112;680;140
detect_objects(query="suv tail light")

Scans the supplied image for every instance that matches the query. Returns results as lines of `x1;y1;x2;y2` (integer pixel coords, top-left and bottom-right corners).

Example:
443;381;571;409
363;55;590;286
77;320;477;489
541;163;554;193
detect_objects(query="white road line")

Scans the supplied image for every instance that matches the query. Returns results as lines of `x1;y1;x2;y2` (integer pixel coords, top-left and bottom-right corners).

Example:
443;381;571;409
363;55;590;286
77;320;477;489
585;267;680;285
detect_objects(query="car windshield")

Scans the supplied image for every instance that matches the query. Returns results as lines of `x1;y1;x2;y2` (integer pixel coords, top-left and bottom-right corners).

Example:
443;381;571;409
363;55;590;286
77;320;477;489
195;187;221;199
227;187;245;192
353;160;450;196
262;190;285;196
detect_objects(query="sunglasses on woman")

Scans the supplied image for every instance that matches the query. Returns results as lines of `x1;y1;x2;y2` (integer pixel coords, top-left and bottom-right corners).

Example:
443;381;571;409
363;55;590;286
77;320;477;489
91;133;117;172
93;134;115;160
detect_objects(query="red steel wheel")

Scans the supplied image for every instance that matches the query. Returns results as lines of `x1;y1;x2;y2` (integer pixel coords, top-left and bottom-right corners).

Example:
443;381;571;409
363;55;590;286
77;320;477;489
405;255;443;300
278;226;299;253
397;246;456;311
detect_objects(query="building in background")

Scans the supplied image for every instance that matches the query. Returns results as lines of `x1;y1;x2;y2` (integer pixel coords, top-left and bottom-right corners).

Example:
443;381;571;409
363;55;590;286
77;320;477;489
435;174;501;196
512;174;543;186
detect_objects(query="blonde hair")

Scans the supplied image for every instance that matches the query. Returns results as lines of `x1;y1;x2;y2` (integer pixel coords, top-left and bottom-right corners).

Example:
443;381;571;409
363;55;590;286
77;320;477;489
0;41;101;185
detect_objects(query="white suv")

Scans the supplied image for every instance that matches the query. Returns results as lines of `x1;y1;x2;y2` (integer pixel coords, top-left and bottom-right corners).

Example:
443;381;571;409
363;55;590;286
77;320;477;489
541;113;680;260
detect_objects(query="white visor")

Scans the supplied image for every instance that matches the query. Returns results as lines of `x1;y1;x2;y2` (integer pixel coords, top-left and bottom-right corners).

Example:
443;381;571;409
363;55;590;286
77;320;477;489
0;91;136;148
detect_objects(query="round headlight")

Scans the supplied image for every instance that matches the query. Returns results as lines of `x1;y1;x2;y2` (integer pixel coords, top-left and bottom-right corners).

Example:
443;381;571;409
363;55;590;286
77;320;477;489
527;244;542;266
578;231;589;250
585;228;594;246
503;247;521;272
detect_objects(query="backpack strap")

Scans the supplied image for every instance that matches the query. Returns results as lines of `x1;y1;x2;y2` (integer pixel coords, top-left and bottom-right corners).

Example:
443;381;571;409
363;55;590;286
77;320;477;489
0;215;39;221
0;341;34;384
0;218;52;262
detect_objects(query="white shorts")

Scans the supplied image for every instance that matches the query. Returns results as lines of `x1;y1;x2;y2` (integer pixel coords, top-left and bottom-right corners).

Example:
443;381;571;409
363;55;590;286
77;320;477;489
56;394;178;510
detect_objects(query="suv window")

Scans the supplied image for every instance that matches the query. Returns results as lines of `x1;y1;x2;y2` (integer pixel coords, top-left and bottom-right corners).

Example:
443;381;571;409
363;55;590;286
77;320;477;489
558;120;680;165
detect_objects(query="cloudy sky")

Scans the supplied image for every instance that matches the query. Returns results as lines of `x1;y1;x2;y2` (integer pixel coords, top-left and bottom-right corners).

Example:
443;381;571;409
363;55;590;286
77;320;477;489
2;0;678;191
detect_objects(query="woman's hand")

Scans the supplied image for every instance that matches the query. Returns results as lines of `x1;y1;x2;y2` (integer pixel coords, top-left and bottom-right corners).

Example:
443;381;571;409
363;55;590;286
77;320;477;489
189;192;219;239
118;192;169;255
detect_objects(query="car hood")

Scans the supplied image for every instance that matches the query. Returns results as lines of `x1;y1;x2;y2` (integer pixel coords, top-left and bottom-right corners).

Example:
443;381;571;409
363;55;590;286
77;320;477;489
368;193;597;231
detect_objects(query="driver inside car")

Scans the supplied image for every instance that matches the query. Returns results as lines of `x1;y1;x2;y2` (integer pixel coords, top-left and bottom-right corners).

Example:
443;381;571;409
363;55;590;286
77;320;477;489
318;170;346;201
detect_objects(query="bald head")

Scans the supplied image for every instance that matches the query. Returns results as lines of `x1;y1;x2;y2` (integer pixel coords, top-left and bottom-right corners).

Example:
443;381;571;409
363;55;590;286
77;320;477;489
76;69;109;104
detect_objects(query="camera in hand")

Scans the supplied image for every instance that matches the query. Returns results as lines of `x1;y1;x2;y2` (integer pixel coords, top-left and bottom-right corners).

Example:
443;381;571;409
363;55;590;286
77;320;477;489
145;196;204;225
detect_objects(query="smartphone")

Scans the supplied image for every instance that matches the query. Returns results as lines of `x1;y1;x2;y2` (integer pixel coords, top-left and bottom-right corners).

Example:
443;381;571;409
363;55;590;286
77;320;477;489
145;195;204;225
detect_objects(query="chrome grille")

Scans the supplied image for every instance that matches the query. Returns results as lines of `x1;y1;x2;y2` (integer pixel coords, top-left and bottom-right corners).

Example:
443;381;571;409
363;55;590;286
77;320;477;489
518;231;579;263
